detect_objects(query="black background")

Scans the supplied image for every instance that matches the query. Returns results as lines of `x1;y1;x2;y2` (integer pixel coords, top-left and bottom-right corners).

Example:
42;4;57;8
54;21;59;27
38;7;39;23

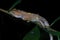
0;0;60;40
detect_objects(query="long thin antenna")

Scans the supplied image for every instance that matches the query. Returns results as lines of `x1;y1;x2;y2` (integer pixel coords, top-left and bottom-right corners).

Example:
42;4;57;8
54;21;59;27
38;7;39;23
8;0;22;11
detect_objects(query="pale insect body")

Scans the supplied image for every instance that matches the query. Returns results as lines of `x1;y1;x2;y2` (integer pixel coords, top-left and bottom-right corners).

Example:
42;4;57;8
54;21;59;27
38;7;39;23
0;8;55;31
10;9;49;28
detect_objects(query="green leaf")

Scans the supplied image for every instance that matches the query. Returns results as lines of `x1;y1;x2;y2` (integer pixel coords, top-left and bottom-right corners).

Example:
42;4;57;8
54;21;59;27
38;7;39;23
23;27;40;40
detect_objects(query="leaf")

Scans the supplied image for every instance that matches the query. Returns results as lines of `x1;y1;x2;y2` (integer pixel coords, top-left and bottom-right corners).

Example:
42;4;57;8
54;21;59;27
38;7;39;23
23;26;40;40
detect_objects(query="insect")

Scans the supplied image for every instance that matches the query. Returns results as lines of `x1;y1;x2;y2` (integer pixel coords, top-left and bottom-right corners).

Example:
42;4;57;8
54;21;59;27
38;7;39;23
9;9;56;32
0;8;56;40
0;8;49;28
0;8;56;32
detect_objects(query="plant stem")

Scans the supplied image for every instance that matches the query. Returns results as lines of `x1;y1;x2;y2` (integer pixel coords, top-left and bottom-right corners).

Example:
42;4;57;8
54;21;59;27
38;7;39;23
58;36;60;40
50;16;60;27
8;0;22;11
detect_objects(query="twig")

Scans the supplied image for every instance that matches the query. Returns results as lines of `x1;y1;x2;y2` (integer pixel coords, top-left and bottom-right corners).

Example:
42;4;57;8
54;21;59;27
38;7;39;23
50;16;60;27
0;9;8;14
8;0;22;11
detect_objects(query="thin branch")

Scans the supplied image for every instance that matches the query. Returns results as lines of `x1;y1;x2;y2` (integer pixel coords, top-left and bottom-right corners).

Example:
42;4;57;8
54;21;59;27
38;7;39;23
0;9;8;14
50;16;60;27
8;0;22;11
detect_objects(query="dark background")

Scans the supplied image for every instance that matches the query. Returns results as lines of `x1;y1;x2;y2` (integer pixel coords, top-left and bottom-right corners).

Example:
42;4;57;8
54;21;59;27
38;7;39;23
0;0;60;40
